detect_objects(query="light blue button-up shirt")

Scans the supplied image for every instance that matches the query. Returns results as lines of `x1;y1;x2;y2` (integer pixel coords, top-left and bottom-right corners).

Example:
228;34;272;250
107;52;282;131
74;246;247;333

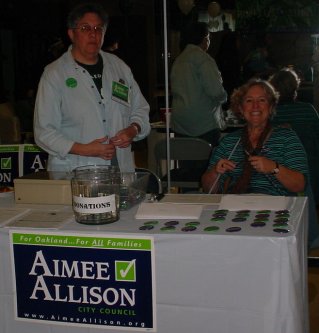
170;44;227;136
34;46;150;172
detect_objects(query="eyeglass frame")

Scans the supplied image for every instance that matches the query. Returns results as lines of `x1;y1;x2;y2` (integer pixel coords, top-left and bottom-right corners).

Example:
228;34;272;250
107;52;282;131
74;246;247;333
72;24;106;34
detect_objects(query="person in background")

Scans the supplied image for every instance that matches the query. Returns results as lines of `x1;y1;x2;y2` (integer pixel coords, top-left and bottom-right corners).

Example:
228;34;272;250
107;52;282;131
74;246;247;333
170;21;227;184
269;67;319;202
34;2;150;173
242;36;275;81
201;78;319;247
269;67;319;246
102;23;121;55
171;21;227;147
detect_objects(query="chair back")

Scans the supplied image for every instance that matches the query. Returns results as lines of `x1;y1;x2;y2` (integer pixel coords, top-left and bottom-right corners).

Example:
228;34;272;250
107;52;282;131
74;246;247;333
154;137;212;163
154;137;212;191
135;167;163;194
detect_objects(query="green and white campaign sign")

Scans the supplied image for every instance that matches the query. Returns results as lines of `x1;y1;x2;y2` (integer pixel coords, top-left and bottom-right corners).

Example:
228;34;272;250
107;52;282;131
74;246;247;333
10;231;156;331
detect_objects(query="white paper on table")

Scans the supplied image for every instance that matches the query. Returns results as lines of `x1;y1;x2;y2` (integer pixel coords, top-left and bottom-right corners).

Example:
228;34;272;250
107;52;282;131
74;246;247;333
218;194;290;211
0;208;30;226
160;193;221;205
135;202;203;219
4;210;74;229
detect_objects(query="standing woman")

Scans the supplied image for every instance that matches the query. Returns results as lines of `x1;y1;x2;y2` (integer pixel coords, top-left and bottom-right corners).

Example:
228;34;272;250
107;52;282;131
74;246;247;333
201;79;308;196
34;2;150;173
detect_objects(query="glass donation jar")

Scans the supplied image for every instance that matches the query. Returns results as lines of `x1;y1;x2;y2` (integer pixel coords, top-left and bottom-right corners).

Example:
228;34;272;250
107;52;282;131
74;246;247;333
71;165;120;225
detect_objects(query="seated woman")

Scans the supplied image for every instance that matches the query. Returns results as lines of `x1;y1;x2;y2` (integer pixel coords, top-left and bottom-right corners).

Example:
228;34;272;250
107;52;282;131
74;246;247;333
201;79;318;247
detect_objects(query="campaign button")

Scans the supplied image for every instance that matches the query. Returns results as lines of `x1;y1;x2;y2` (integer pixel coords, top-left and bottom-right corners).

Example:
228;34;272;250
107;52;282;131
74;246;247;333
273;222;288;227
139;225;154;230
214;209;229;214
210;217;225;222
273;217;289;223
273;228;290;233
251;221;266;227
165;220;179;226
181;226;197;232
232;217;247;222
185;221;200;226
275;210;289;215
160;226;176;232
144;220;159;225
226;226;242;232
255;213;270;219
204;226;220;232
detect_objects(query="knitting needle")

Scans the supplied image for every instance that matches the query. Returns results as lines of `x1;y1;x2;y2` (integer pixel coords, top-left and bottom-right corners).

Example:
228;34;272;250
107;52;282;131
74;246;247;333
208;137;241;194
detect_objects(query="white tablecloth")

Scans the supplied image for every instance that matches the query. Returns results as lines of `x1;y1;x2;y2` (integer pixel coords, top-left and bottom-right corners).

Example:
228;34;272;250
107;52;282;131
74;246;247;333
0;196;309;333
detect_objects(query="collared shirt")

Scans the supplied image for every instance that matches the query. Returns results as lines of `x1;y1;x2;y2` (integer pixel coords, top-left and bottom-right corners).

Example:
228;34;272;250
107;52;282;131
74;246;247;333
170;44;227;136
34;46;150;172
272;101;319;201
209;127;309;195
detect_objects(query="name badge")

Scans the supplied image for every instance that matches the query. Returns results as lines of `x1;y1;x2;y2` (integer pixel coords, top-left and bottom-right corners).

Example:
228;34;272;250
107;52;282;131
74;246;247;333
112;81;130;106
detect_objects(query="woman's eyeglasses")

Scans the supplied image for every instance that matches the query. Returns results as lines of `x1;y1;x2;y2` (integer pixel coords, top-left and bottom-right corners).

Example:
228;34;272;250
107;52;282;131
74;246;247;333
73;24;106;34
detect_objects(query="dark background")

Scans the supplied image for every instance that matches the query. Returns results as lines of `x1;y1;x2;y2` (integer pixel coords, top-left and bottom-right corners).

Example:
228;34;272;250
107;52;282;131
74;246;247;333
0;0;236;108
0;0;316;114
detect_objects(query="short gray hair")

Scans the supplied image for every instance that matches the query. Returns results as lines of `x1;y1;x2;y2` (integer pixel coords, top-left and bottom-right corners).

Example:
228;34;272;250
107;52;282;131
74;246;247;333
67;2;108;29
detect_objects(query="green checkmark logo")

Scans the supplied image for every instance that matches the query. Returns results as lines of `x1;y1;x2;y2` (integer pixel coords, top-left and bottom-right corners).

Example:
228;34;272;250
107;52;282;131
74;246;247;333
1;157;12;169
115;259;136;282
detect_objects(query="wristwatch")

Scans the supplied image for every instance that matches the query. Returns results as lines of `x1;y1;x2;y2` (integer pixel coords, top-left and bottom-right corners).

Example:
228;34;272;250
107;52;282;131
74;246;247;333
271;161;280;175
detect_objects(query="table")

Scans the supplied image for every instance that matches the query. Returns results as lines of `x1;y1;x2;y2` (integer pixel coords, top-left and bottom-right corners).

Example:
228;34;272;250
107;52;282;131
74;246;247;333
0;195;309;333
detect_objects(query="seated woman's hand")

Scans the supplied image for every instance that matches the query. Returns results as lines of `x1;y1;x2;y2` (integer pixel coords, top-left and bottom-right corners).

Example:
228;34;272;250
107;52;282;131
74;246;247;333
216;159;236;174
248;156;275;174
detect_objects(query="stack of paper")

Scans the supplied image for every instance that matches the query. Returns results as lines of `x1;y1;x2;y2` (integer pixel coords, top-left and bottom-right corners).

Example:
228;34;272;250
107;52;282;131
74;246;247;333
135;202;203;219
218;195;290;211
